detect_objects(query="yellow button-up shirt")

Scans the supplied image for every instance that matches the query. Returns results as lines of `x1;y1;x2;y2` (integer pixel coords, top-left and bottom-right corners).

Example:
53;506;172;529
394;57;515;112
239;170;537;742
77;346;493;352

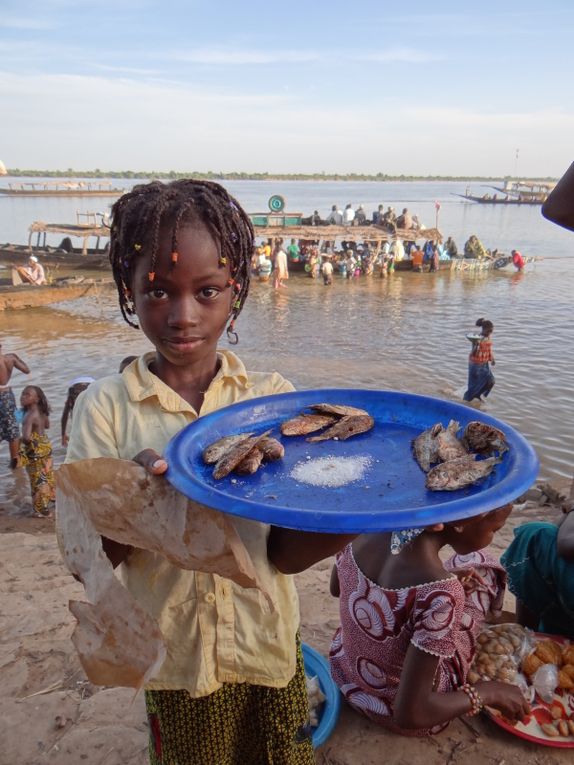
65;350;300;697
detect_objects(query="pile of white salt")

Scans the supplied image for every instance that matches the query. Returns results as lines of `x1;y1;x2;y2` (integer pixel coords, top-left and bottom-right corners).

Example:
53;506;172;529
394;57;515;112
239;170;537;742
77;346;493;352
290;455;372;488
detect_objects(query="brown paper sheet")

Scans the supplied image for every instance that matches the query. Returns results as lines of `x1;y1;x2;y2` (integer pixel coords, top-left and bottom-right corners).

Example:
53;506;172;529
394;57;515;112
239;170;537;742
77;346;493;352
56;458;269;689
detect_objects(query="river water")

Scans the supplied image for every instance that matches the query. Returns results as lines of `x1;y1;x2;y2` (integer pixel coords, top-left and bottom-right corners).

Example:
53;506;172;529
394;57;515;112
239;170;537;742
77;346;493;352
1;179;573;511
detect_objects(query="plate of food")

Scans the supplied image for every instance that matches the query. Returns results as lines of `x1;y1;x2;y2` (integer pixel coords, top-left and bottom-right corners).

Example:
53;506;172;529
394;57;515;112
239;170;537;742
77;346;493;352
471;625;574;748
164;388;539;533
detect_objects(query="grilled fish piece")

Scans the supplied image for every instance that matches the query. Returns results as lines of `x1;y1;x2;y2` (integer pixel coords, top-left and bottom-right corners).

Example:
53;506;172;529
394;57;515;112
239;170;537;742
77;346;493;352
463;421;508;455
281;413;337;436
307;414;375;442
202;433;254;464
259;436;285;461
412;423;444;473
309;403;369;418
435;420;468;462
426;454;501;491
235;447;265;475
213;429;272;479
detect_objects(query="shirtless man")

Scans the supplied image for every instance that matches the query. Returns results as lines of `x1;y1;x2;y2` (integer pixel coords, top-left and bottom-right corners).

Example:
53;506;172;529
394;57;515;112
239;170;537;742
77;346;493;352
0;342;30;467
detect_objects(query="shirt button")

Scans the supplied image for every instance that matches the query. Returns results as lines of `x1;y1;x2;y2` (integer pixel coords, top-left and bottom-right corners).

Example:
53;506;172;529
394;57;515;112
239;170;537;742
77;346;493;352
204;592;216;604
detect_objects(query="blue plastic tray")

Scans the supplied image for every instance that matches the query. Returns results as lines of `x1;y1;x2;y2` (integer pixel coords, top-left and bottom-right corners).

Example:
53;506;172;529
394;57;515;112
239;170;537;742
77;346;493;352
302;642;341;748
164;389;539;533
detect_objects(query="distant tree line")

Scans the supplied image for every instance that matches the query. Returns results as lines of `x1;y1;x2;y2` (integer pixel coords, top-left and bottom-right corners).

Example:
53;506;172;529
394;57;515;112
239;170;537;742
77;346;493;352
4;169;557;182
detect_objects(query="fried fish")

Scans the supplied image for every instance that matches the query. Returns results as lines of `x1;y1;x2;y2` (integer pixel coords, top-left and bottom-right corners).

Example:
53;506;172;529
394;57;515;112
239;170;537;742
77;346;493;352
435;420;468;462
309;403;370;418
306;414;375;442
280;413;337;436
426;454;501;491
202;433;254;464
412;423;443;472
463;421;508;455
212;429;272;479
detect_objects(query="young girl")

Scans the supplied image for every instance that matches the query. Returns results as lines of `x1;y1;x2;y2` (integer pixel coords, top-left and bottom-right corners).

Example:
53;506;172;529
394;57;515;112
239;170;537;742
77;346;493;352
19;385;56;516
463;317;495;403
63;179;357;765
61;376;95;446
329;507;530;736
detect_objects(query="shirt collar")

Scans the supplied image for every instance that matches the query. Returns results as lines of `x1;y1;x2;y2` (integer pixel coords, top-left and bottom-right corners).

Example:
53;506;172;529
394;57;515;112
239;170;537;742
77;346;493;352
123;349;252;412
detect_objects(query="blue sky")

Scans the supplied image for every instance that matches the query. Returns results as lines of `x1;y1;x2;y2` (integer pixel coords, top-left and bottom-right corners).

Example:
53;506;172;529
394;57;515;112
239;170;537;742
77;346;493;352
0;0;573;175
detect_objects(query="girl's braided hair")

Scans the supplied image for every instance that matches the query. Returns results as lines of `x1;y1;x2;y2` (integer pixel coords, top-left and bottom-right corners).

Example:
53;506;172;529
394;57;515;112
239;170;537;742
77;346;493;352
108;179;253;341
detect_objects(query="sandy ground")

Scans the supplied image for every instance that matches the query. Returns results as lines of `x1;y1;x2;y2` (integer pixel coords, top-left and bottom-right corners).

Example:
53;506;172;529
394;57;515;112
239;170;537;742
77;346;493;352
1;477;573;765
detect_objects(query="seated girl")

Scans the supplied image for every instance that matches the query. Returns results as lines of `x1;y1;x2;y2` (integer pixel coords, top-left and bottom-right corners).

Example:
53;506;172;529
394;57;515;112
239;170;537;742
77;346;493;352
501;504;574;640
329;507;530;735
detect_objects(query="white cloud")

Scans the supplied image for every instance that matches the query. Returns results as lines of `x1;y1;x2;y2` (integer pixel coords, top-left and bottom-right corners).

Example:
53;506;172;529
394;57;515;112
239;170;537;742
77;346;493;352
1;70;571;176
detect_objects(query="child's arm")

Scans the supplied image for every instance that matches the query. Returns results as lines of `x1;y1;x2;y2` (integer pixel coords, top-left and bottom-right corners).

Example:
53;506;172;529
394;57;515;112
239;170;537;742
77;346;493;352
542;162;574;232
21;411;34;443
557;510;574;560
394;643;529;729
7;353;30;375
267;527;359;574
330;563;340;597
61;398;72;445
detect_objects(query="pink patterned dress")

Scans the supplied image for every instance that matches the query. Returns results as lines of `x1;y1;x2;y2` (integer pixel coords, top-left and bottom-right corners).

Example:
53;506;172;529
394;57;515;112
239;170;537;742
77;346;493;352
329;544;506;736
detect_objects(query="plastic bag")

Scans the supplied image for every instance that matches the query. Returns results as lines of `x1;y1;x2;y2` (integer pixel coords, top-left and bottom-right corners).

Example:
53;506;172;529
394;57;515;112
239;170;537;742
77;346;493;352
470;623;534;684
532;664;559;704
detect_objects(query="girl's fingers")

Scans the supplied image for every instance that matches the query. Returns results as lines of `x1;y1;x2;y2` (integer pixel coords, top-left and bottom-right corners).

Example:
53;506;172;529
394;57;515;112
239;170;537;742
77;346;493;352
133;448;168;474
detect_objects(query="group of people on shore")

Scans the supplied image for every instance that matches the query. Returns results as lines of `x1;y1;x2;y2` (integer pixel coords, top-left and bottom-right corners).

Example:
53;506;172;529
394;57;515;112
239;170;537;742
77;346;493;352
302;203;424;234
2;174;573;763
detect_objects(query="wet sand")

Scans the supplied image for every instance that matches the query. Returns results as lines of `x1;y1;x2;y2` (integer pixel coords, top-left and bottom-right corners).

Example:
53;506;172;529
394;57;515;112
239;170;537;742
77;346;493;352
1;476;572;765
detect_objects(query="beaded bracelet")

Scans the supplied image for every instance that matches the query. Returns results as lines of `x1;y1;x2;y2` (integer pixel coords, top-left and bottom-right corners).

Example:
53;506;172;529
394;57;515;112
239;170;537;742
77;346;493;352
460;682;484;717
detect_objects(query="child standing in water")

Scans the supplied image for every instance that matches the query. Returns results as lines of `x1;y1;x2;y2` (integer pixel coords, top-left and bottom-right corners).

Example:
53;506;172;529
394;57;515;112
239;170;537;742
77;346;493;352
20;385;56;516
329;507;530;735
63;179;357;765
464;317;495;402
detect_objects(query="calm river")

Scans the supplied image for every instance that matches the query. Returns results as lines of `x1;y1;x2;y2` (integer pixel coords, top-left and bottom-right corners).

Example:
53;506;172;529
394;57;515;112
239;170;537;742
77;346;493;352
1;179;573;511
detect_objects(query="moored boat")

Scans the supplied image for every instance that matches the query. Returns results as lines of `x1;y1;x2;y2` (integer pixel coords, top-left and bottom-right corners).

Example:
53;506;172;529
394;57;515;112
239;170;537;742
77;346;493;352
0;278;114;311
0;181;125;197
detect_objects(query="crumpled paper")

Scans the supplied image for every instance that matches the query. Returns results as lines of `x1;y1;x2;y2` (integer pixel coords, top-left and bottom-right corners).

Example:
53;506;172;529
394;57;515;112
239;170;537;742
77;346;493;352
56;458;269;689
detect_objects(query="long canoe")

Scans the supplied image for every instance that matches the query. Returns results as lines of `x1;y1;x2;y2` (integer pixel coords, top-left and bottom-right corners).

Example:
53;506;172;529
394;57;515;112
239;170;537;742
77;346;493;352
0;182;124;197
0;279;114;311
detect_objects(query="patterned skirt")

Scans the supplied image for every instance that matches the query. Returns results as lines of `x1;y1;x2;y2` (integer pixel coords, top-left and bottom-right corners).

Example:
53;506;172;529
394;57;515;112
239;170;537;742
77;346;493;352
0;388;19;443
19;432;56;515
145;640;315;765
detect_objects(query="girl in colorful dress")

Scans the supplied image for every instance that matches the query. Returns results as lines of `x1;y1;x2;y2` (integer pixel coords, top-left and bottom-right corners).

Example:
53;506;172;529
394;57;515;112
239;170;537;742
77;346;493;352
463;317;495;402
329;506;530;735
19;385;56;516
63;179;358;764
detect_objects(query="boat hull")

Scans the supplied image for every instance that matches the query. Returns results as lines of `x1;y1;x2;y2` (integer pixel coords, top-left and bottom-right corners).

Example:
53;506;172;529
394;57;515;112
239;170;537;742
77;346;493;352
0;280;112;311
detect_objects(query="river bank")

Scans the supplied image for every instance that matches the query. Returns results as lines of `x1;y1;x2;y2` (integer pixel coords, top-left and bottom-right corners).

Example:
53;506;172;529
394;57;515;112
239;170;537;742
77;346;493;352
1;475;572;765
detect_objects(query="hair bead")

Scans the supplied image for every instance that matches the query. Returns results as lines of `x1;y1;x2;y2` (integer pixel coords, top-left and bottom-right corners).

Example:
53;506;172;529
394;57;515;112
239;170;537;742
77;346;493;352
148;272;155;282
171;251;179;263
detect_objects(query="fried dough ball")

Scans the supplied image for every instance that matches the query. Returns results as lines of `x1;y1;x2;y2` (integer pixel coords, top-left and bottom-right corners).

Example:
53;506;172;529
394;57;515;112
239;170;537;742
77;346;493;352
535;640;563;666
522;652;544;677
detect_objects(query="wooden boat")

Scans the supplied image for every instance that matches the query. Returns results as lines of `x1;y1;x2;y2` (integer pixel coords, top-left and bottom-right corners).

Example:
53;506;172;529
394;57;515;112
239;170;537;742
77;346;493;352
0;278;114;311
0;243;110;270
0;217;111;269
453;180;556;206
0;181;124;197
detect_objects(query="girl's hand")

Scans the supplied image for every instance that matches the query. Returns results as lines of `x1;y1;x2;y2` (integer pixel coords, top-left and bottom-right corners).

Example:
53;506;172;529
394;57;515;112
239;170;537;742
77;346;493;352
475;680;530;721
455;568;486;595
133;449;168;475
